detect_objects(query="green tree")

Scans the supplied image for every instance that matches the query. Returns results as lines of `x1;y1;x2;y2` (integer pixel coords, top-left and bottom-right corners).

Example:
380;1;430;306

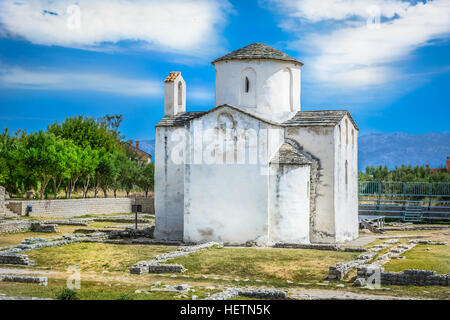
79;146;100;198
64;142;83;199
22;131;64;200
137;162;154;198
95;152;120;198
119;157;138;197
48;115;124;153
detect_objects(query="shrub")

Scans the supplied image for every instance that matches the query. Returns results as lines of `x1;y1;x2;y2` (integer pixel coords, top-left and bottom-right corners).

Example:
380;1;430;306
118;294;132;300
55;288;79;300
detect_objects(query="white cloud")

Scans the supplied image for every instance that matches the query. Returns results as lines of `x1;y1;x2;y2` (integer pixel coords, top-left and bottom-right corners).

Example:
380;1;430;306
0;67;162;96
0;0;231;57
265;0;450;88
271;0;409;22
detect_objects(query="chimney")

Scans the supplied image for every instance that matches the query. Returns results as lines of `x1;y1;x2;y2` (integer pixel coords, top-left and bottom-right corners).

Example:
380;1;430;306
136;140;140;150
164;71;186;116
447;156;450;171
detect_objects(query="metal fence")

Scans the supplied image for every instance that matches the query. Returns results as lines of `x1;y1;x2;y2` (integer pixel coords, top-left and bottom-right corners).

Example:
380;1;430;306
359;181;450;197
358;181;450;221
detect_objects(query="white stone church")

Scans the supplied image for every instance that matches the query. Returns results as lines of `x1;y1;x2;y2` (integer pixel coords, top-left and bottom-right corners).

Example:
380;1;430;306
154;43;359;245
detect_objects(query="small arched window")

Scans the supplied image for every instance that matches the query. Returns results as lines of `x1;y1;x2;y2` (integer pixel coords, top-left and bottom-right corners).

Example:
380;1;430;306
178;82;182;106
245;77;250;93
351;129;354;147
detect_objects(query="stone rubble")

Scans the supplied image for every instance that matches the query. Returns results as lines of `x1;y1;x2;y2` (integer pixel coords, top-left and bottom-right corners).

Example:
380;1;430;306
30;222;59;233
0;275;48;286
204;288;289;300
409;240;447;245
274;243;367;252
108;227;154;239
130;241;220;275
385;239;400;244
0;253;36;266
356;266;449;287
0;232;108;266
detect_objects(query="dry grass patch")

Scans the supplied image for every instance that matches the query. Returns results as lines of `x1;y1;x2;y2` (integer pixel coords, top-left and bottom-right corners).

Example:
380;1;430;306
0;225;97;248
383;244;450;274
27;243;175;272
168;247;359;284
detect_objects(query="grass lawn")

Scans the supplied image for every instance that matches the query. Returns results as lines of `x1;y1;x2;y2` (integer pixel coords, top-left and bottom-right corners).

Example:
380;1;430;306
168;247;359;284
26;243;176;272
0;278;210;300
383;244;450;274
0;226;85;247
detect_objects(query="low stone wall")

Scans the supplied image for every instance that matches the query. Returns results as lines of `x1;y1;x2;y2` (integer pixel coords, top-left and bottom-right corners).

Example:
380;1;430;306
356;266;449;286
130;241;220;275
205;288;289;300
30;223;59;233
0;221;31;233
134;197;154;213
0;186;5;216
0;275;48;286
275;243;367;252
7;198;133;218
0;253;36;266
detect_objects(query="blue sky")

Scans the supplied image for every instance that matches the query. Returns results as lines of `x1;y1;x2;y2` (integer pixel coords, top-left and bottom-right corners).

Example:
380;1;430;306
0;0;449;140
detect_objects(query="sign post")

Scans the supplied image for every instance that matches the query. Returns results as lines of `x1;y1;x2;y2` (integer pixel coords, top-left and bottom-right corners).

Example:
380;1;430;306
132;203;142;230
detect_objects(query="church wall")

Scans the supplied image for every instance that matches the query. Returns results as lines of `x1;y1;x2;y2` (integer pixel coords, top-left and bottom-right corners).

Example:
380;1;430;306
285;126;336;243
334;117;359;242
183;106;284;245
269;164;310;244
214;60;301;123
154;126;186;240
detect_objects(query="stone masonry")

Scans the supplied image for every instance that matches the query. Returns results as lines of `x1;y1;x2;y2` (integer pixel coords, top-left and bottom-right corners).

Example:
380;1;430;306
0;186;5;216
6;198;134;217
0;275;48;286
130;241;220;275
30;222;59;233
356;266;449;286
0;253;36;266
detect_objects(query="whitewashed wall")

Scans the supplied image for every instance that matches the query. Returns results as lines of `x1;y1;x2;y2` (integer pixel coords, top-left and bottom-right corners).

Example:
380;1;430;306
269;164;310;244
285;126;336;243
334;116;359;242
183;106;284;245
215;60;301;123
154;126;186;240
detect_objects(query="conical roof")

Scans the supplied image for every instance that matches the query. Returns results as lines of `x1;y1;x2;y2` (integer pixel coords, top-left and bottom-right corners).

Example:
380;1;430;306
211;43;303;65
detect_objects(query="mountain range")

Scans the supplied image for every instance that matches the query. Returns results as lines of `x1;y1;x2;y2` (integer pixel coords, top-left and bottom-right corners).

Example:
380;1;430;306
137;132;450;170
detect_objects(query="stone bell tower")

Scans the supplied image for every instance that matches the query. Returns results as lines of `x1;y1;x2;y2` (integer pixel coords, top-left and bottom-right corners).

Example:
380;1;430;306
164;71;186;116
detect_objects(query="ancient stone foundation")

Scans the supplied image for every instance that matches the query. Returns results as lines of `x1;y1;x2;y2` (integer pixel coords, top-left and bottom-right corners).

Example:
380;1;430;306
0;221;31;233
108;227;154;239
356;266;449;287
205;288;289;300
130;241;220;275
274;243;367;252
0;275;48;286
31;222;59;233
0;186;5;216
0;253;36;266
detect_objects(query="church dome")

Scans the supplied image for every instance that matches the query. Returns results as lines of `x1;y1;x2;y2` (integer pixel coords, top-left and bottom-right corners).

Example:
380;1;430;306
213;43;303;122
212;43;303;66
